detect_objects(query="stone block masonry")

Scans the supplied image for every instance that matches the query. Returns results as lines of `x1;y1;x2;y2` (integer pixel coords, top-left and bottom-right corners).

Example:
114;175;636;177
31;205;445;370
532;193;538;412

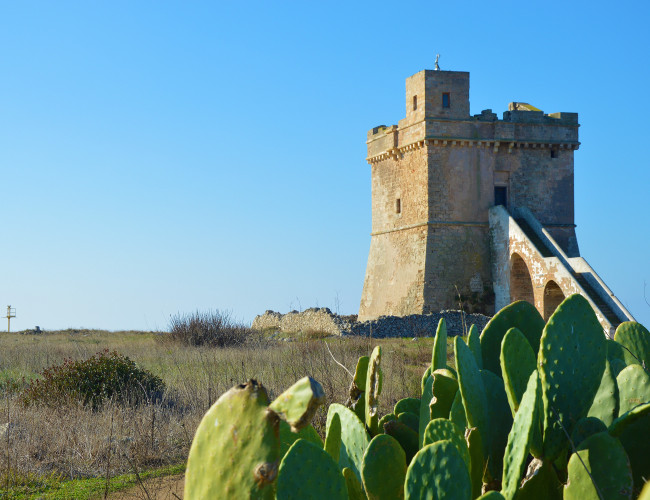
252;307;490;339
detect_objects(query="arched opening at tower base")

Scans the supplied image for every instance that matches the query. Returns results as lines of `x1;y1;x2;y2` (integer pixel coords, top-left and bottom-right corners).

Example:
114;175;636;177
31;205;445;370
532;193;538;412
509;253;534;306
544;280;565;321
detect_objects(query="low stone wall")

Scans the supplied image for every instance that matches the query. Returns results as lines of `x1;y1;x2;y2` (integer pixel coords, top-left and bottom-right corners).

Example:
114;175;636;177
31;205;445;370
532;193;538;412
252;308;491;338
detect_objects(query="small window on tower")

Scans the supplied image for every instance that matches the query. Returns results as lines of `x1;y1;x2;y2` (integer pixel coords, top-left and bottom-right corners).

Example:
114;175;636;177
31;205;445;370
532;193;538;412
442;93;450;108
494;186;507;207
550;149;557;158
396;198;401;214
413;95;417;111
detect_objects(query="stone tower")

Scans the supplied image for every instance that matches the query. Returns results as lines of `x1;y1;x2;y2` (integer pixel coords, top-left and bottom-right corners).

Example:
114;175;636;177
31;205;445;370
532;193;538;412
359;68;634;334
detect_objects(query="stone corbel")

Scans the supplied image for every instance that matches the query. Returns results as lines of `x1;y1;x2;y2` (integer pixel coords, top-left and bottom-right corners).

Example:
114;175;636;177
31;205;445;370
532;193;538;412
493;141;500;153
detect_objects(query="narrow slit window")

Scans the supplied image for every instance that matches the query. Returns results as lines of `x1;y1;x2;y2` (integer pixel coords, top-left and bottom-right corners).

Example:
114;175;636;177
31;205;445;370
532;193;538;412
550;149;557;158
442;92;450;108
396;198;401;214
494;186;507;207
413;95;417;110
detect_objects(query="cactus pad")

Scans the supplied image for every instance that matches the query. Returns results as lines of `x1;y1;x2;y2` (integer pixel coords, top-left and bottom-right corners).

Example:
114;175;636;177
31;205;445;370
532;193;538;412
419;375;434;447
185;380;279;500
325;412;342;461
404;440;471;500
563;432;633;500
378;412;397;433
517;459;562;500
431;318;448;371
609;401;650;490
429;368;459;421
481;369;513;481
397;411;419;434
614;321;650;368
361;434;406;500
269;376;326;432
480;300;545;375
538;294;606;460
327;403;371;484
616;364;650;415
384;420;419;464
279;420;323;458
587;359;619;426
466;427;484;498
570;416;607;449
500;371;539;500
343;467;367;500
455;336;489;456
500;327;536;415
395;397;421;417
467;324;483;369
421;366;432;395
422;418;470;471
277;439;348;500
450;390;467;430
365;346;382;436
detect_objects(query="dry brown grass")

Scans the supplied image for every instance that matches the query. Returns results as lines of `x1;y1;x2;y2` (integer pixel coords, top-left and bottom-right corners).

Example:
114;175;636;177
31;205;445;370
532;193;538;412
0;329;436;493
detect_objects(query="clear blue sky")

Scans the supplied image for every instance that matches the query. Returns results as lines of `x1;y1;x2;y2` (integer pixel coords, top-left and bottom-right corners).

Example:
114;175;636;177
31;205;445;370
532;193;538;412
1;1;648;331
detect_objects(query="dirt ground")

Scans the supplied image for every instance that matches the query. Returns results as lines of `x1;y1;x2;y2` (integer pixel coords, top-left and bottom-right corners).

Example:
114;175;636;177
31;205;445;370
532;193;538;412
106;474;185;499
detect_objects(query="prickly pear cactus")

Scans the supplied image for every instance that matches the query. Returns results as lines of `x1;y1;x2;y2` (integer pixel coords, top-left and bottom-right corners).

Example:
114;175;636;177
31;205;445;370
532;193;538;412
349;356;370;420
421;418;470;471
466;427;484;499
343;467;367;500
395;397;420;416
270;376;325;432
538;294;607;460
421;366;432;395
517;459;562;500
500;327;536;415
614;321;650;368
276;439;348;500
327;403;371;484
466;324;483;369
185;380;279;500
404;440;471;500
431;318;448;371
449;390;467;430
587;359;619;426
480;300;545;375
609;401;650;491
279;420;323;458
397;411;419;434
455;337;489;458
569;416;607;449
384;420;419;464
563;432;633;500
361;434;406;500
500;371;539;500
419;375;434;447
476;493;505;500
429;368;458;421
378;413;396;433
481;368;513;481
365;346;382;436
325;412;342;461
616;363;650;414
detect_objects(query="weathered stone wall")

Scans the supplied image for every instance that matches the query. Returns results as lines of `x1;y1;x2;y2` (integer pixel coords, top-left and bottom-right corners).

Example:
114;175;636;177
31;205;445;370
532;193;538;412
252;307;490;339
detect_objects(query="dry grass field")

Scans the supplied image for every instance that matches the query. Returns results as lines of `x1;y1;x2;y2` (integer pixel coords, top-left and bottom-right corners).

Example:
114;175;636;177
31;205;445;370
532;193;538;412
0;327;447;498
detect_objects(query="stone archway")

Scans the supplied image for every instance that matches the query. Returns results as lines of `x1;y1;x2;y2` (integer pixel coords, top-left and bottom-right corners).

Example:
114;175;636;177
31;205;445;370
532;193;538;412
543;280;565;321
510;253;534;306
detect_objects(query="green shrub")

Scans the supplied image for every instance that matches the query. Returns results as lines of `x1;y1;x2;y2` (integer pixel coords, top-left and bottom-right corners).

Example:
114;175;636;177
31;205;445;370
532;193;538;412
20;349;165;409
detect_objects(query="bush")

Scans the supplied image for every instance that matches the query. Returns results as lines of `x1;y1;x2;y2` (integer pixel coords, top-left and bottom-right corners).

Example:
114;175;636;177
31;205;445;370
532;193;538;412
167;309;255;347
20;349;165;409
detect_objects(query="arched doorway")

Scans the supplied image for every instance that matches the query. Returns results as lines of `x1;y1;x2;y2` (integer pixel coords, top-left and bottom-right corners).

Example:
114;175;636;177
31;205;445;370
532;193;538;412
510;253;534;305
543;281;565;321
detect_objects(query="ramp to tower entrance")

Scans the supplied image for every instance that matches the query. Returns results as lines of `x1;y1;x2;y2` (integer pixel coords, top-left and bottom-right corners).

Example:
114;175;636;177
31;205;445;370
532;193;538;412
489;205;634;336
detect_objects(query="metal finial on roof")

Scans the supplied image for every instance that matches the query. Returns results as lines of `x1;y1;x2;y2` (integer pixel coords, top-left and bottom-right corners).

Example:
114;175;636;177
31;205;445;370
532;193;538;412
434;54;440;71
